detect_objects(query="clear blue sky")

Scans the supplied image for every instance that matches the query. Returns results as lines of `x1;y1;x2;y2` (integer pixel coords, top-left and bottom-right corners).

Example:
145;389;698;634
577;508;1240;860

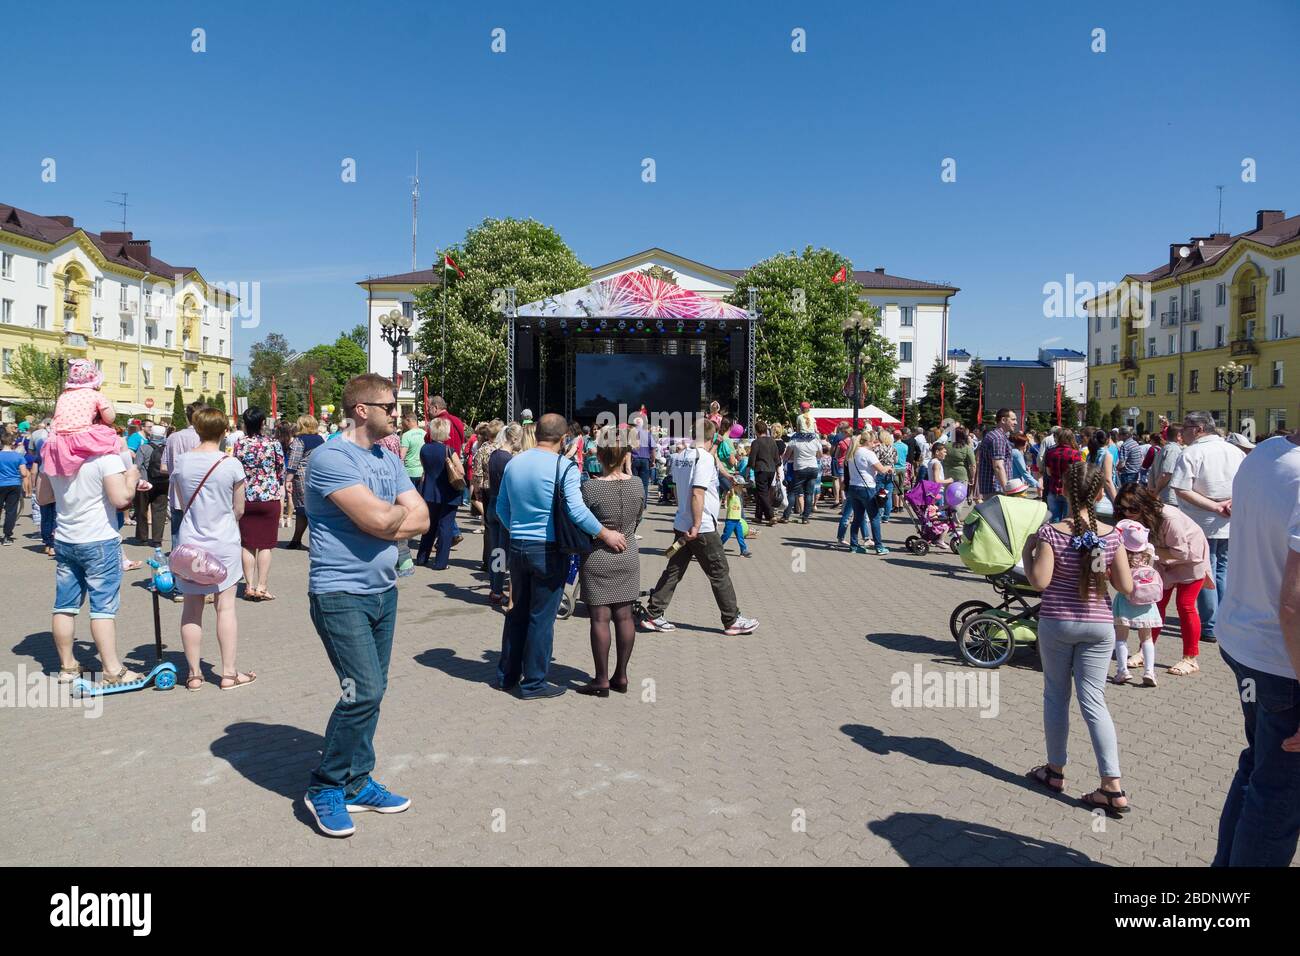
3;0;1297;376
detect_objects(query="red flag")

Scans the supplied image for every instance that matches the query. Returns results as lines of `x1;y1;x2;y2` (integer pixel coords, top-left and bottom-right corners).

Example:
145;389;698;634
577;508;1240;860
308;374;315;417
977;381;983;425
940;381;945;421
443;253;465;279
423;376;430;423
1019;382;1026;427
271;377;277;417
1055;384;1063;426
831;266;847;284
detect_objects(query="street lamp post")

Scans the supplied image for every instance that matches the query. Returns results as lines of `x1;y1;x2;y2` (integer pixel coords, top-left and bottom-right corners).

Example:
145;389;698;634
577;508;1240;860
1217;360;1244;433
377;308;413;405
842;310;871;431
410;348;428;418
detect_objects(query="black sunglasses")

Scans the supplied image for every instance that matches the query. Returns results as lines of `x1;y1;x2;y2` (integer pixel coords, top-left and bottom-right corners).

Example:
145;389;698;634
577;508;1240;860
356;401;399;414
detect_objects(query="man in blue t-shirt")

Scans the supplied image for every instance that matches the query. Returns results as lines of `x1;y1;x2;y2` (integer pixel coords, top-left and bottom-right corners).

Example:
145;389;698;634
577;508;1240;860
302;374;428;838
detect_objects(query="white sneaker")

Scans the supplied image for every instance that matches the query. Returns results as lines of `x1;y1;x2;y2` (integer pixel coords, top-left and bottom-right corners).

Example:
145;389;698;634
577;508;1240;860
724;616;759;636
639;615;676;633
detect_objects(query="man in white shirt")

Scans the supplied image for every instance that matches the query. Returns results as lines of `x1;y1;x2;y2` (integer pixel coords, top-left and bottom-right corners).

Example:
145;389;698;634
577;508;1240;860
641;418;758;636
37;452;140;686
1170;411;1244;641
1213;429;1300;867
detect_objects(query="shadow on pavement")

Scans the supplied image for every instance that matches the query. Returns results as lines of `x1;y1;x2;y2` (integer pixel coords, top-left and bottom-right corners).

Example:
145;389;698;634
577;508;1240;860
868;812;1105;866
414;647;593;688
867;631;962;662
211;721;322;830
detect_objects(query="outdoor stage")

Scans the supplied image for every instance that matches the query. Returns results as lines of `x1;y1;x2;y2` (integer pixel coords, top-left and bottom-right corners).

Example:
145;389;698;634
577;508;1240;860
509;272;757;431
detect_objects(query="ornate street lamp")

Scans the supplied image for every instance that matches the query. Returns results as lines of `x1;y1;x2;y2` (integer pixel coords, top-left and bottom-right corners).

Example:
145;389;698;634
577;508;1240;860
409;348;428;417
377;309;413;395
1217;360;1245;432
842;310;871;431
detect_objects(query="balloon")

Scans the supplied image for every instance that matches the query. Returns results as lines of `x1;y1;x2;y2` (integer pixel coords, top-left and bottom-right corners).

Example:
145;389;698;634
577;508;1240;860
945;481;969;509
729;423;744;439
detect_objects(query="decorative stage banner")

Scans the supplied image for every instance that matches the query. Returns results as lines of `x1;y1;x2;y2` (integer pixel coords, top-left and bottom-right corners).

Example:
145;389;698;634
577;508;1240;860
517;272;751;321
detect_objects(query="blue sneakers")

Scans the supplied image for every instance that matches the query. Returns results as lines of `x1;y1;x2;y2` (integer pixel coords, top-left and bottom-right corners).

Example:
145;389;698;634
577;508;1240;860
306;788;355;838
346;779;411;814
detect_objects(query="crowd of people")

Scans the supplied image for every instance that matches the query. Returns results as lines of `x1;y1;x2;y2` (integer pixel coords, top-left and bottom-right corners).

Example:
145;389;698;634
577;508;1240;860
4;362;1298;864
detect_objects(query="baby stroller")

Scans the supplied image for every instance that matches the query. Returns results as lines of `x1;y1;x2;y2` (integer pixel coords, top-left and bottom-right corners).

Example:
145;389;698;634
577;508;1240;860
902;479;961;555
950;495;1049;668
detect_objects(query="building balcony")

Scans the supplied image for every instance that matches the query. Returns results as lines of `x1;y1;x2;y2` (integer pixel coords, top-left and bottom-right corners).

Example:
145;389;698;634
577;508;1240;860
1160;312;1178;327
1239;295;1257;315
1230;338;1259;357
1121;356;1139;371
183;350;200;365
63;332;89;350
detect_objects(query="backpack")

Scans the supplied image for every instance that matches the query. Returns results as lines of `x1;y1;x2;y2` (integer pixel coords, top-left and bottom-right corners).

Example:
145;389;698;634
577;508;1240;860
145;438;167;483
445;448;465;490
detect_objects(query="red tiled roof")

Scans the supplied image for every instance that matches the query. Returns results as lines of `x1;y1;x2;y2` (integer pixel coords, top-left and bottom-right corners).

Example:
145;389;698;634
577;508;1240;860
1133;212;1300;282
722;267;957;292
0;203;195;277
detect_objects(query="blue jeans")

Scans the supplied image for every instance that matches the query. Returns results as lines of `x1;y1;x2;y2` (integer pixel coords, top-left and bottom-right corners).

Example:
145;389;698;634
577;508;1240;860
1215;648;1300;866
308;588;398;799
1046;492;1069;523
845;485;884;549
40;501;56;548
878;475;894;521
782;467;819;520
719;519;749;554
53;537;123;620
1197;538;1230;637
632;457;652;504
484;503;510;595
1118;472;1138;487
498;540;567;694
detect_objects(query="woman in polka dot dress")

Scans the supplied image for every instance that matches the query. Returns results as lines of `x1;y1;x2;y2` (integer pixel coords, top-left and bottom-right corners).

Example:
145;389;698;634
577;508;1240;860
41;358;121;477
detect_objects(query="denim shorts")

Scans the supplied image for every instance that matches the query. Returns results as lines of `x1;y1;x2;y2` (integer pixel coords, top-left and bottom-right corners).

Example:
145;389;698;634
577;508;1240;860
53;537;123;620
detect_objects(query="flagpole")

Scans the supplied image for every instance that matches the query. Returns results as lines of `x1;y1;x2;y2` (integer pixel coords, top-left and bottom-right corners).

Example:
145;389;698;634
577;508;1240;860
441;258;448;397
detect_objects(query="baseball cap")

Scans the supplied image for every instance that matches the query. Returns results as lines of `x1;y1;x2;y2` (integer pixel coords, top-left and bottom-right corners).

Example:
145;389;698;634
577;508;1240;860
800;401;811;410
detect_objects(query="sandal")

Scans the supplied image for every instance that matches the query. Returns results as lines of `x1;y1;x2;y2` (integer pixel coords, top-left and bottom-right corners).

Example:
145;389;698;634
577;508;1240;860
121;560;143;571
1167;657;1200;677
220;671;257;691
101;666;145;688
1108;673;1132;685
1081;787;1130;817
185;674;205;691
257;591;276;602
244;588;263;602
1126;653;1143;670
57;664;81;684
1026;764;1065;793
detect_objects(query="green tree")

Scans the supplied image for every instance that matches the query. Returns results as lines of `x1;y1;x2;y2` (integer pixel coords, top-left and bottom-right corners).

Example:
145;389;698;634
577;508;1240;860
212;391;227;414
917;357;960;429
955;359;985;427
247;332;293;413
344;323;369;351
890;384;922;431
300;335;367;410
1085;398;1101;428
725;247;894;424
7;344;64;417
1060;394;1081;428
413;217;589;425
171;383;186;427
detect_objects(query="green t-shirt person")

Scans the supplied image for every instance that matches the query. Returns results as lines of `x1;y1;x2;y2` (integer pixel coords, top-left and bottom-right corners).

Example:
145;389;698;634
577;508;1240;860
400;426;425;478
944;442;975;483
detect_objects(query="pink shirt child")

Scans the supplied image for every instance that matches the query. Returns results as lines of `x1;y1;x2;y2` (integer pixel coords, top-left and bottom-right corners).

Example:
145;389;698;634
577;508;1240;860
41;359;121;477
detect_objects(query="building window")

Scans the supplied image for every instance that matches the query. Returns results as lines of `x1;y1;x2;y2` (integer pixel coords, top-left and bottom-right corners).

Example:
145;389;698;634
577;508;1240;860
1146;374;1155;395
1190;329;1199;351
1169;372;1178;393
1191;289;1201;321
94;277;103;298
141;366;152;387
119;363;128;384
1276;268;1286;295
400;370;413;390
184;370;192;388
120;319;130;340
1109;379;1117;399
36;305;47;329
1094;348;1101;365
1169;296;1178;320
1243;364;1254;389
1093;380;1100;399
1147;337;1156;357
218;372;225;390
119;286;128;311
37;262;48;286
1094;315;1101;333
93;359;103;376
165;330;173;348
1111;314;1118;329
145;321;157;345
1;349;11;374
401;301;414;320
202;371;209;389
1;299;11;323
0;253;12;279
217;339;224;355
1246;319;1257;341
63;309;74;332
899;342;913;363
900;306;915;327
202;336;209;353
1216;282;1226;307
1269;408;1288;433
1110;345;1118;364
1273;314;1286;339
92;316;103;336
1167;334;1175;354
1272;360;1284;387
1127;378;1136;397
401;336;413;356
1190;370;1200;392
1215;325;1225;348
165;367;173;387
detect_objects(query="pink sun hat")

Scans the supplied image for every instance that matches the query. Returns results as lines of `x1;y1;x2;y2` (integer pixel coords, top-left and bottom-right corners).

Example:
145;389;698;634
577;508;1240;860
1116;518;1151;553
64;358;103;390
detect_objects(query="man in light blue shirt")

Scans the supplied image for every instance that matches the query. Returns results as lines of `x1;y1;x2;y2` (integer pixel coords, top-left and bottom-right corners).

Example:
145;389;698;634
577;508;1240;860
302;374;428;838
495;412;626;698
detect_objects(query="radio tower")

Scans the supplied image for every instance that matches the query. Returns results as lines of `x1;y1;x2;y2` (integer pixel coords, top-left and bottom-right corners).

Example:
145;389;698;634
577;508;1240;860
410;153;420;272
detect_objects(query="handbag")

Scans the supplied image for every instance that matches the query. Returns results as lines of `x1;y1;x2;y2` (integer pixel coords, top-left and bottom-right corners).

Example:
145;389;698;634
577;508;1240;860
552;455;594;556
169;456;230;586
445;447;466;490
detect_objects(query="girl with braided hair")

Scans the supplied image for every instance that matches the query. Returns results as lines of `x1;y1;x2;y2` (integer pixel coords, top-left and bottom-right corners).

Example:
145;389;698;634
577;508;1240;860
1021;460;1135;817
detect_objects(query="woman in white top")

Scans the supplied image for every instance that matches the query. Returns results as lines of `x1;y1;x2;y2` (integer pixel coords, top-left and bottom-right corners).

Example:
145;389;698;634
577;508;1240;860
928;442;952;486
171;407;255;691
780;413;822;523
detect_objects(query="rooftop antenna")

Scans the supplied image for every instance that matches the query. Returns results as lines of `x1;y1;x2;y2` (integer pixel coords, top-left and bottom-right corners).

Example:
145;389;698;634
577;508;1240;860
1216;185;1225;233
410;153;420;272
106;192;128;231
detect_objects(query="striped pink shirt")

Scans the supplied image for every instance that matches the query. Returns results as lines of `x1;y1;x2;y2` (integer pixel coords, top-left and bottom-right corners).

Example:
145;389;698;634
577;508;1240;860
1036;524;1120;622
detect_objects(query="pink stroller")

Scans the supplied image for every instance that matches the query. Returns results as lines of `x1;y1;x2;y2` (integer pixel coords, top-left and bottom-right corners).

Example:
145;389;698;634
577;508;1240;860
902;479;961;555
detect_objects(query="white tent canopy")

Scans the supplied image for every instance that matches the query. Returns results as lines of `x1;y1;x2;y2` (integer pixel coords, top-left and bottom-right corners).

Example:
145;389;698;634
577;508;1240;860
810;405;902;426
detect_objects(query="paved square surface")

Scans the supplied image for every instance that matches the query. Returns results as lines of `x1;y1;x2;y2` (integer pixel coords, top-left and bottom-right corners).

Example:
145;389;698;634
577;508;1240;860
0;497;1249;865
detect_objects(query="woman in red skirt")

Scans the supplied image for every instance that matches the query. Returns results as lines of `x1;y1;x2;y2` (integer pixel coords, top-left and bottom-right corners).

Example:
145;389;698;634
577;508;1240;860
233;407;286;601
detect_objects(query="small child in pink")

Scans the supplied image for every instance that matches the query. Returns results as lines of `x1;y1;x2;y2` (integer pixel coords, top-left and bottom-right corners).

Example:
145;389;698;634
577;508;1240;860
41;359;120;477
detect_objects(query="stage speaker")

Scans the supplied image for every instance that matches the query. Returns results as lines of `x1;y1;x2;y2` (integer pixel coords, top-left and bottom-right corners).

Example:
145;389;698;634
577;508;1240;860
729;331;745;368
517;326;534;370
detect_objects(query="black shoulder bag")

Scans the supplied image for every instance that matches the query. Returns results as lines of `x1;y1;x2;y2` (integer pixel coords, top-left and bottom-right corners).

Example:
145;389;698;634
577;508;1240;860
552;455;595;556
